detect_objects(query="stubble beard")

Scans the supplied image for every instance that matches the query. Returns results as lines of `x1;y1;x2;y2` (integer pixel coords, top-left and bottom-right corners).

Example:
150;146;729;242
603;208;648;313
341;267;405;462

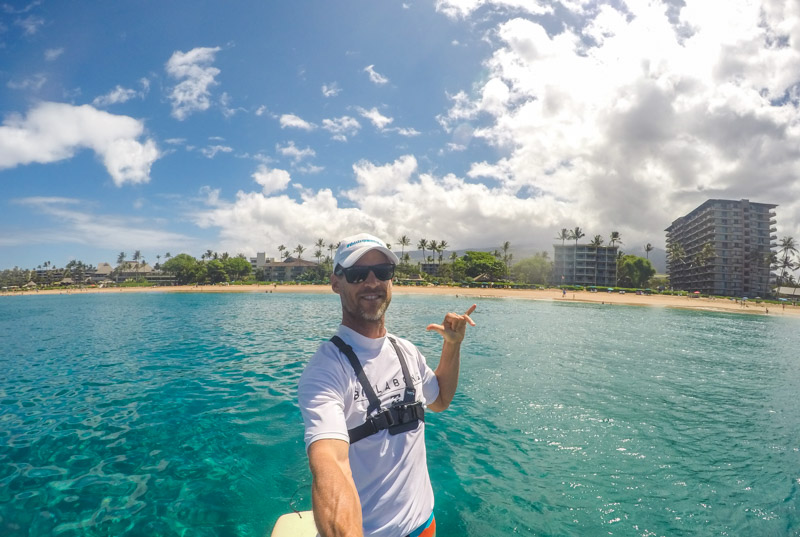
359;296;390;322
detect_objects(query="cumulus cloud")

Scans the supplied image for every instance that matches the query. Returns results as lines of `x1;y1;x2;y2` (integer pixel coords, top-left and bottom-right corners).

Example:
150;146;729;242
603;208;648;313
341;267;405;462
193;0;800;257
435;0;800;245
166;46;222;120
357;107;394;129
322;116;361;141
252;164;291;194
276;141;315;162
189;154;567;258
364;65;389;85
280;113;317;130
0;102;160;186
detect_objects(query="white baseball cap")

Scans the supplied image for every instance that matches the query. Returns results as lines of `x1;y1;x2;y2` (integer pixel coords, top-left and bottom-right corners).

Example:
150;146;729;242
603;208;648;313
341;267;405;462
333;233;399;269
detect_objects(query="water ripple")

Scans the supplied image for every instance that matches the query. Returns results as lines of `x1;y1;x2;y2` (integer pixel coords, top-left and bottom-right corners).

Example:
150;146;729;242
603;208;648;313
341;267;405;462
1;293;799;536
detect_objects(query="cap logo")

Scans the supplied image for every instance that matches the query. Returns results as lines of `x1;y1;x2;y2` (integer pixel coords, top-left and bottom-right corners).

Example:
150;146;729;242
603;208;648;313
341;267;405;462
346;238;381;248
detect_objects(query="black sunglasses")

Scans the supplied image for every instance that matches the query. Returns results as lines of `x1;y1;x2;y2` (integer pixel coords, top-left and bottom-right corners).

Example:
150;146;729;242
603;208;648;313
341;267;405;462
336;263;396;284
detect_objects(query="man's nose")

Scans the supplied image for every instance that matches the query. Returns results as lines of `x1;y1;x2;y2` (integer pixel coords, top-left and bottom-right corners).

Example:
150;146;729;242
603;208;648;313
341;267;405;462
362;268;380;284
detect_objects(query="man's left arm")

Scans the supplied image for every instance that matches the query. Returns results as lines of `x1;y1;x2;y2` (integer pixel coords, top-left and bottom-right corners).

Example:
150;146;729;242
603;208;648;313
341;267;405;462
425;304;476;412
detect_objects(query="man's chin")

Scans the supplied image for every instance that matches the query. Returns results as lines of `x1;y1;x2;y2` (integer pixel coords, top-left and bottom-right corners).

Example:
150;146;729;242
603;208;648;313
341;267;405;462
359;301;389;322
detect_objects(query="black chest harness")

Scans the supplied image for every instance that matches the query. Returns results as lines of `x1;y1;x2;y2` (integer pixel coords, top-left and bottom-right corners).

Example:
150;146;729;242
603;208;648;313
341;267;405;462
330;335;425;444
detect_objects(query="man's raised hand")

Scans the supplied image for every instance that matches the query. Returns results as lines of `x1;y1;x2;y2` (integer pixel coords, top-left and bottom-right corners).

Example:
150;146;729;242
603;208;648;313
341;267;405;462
426;304;477;344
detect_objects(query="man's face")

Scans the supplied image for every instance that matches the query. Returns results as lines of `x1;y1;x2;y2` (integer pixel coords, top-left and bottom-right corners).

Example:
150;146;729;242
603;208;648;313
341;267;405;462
332;249;393;323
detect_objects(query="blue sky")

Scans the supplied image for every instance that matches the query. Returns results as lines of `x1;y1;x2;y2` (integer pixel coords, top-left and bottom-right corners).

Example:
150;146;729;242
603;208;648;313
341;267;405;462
1;0;799;270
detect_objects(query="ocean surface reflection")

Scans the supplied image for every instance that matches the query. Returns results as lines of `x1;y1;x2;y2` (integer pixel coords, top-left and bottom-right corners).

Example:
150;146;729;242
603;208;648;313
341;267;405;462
1;292;798;536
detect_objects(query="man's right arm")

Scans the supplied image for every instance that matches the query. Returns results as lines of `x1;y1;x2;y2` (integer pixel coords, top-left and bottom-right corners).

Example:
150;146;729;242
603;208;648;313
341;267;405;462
308;438;363;537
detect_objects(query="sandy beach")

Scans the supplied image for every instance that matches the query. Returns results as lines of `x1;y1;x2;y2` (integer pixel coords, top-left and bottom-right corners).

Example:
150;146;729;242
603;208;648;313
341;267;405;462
3;283;796;317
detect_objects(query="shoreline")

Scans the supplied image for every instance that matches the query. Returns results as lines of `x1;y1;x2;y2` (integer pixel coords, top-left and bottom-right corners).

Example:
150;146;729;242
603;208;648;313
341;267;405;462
3;283;796;317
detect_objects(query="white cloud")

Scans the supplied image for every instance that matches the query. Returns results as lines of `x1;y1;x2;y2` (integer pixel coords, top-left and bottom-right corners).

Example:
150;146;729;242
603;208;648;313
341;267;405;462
92;85;140;107
252;164;291;194
166;46;222;120
15;14;44;35
433;0;800;247
322;116;361;141
8;197;194;251
44;47;63;61
435;0;550;19
201;145;233;158
322;82;341;97
7;73;46;91
280;113;317;130
276;141;315;162
0;102;160;186
389;127;421;137
189;154;567;258
357;107;394;129
220;92;241;117
364;65;389;85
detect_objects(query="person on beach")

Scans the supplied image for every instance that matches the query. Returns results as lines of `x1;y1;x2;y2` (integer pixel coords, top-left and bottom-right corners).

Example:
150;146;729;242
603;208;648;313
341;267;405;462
298;232;476;537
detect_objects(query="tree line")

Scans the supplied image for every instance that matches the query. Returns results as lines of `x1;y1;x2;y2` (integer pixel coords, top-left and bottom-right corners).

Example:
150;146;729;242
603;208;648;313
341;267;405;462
1;230;665;289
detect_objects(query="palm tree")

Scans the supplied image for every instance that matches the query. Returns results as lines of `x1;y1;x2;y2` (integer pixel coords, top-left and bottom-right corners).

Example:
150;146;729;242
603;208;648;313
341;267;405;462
115;252;127;282
568;227;585;284
315;238;325;255
277;244;286;261
294;244;306;260
556;228;570;246
132;250;142;277
426;240;439;271
417;239;427;267
608;231;622;286
500;241;511;274
667;242;686;270
694;243;716;291
314;248;323;265
438;240;449;266
398;235;410;259
328;242;339;269
589;235;603;285
778;236;798;285
645;243;654;260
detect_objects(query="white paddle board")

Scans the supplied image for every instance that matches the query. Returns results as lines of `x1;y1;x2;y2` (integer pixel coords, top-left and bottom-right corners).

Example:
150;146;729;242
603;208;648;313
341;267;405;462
270;510;317;537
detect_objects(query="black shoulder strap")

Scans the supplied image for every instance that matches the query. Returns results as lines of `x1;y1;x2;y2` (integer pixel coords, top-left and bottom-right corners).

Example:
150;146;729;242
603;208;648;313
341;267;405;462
330;335;381;415
330;334;424;444
388;336;416;403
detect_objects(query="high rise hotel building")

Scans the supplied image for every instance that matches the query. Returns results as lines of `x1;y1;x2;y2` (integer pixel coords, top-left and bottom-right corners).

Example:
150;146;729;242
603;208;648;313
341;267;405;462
665;199;777;297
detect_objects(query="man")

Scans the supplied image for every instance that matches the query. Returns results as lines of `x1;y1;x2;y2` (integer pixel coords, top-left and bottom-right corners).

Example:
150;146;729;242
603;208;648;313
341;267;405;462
298;233;476;537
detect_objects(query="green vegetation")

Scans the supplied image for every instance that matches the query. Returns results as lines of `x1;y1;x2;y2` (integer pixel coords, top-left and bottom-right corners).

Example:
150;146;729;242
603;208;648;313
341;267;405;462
510;252;551;285
616;255;656;288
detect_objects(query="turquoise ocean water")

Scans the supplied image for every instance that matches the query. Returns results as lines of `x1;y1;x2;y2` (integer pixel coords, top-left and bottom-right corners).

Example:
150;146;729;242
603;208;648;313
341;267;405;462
1;292;798;536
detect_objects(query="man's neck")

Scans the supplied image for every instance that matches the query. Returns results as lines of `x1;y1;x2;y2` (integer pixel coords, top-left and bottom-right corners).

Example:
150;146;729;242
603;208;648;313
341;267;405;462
341;316;386;339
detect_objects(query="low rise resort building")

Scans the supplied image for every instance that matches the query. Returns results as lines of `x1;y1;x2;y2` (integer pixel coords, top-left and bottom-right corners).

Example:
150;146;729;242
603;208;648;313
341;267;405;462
553;244;619;287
